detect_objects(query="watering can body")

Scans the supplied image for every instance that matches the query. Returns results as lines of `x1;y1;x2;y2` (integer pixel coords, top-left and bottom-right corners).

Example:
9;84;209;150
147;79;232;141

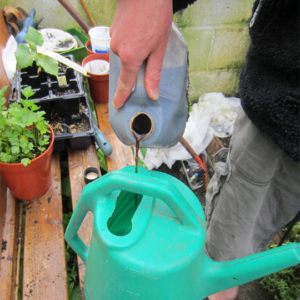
109;23;189;148
65;167;300;300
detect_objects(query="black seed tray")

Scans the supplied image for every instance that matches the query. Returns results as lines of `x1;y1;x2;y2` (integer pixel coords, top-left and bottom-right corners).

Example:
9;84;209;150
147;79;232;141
9;55;85;103
43;93;95;152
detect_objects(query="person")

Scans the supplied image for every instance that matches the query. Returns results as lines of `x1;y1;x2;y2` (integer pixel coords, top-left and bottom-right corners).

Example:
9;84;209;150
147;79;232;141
110;0;300;299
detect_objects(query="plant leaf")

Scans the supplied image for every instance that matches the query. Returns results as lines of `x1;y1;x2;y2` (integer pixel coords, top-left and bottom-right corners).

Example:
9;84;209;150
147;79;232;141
21;87;36;100
15;44;35;70
25;27;44;51
0;152;12;163
69;286;81;300
36;53;58;77
9;137;19;146
11;146;20;154
140;147;147;159
0;86;7;98
62;177;72;198
21;158;31;166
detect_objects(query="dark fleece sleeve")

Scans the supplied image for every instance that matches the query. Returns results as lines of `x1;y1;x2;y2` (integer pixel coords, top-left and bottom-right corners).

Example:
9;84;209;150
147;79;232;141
239;0;299;162
173;0;197;13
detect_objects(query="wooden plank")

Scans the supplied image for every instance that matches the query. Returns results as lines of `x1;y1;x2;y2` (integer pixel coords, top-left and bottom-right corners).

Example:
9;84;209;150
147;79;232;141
67;144;100;297
23;153;68;299
0;173;7;254
95;103;134;171
0;188;22;300
206;136;224;164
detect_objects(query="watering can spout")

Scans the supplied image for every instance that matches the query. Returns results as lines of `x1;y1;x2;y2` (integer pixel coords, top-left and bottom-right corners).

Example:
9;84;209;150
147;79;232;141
202;243;300;297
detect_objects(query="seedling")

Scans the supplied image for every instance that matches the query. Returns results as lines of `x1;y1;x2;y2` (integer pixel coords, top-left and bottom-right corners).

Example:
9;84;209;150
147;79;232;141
0;86;50;166
15;27;58;77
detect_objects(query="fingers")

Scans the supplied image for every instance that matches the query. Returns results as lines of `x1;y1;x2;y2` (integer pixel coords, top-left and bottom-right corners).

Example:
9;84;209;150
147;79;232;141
113;48;167;109
112;61;140;109
144;49;166;101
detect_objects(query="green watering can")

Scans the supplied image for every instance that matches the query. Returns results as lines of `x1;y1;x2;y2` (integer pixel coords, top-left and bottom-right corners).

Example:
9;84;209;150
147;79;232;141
65;166;300;300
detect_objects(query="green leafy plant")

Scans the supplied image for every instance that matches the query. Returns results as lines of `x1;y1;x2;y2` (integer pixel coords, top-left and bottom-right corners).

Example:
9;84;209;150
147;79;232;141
97;149;107;172
260;222;300;300
15;27;58;77
0;86;50;166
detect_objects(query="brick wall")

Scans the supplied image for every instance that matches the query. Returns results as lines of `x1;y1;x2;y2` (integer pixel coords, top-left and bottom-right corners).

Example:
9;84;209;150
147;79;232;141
174;0;254;102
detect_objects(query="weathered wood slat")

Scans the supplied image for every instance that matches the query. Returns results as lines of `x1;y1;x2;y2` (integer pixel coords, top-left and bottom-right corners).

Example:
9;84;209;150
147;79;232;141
22;154;68;299
0;173;7;254
67;144;100;297
95;103;134;171
14;208;23;299
0;186;22;300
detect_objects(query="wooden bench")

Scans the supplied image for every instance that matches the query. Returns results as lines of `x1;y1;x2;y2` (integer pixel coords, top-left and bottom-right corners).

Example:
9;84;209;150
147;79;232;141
0;103;134;299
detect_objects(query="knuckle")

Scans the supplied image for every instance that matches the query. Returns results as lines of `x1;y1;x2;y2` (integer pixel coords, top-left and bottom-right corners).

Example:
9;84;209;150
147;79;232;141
110;39;118;55
118;49;135;65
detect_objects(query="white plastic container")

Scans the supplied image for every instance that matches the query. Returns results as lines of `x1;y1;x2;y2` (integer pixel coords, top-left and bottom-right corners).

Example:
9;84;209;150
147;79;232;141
89;26;110;54
83;60;109;75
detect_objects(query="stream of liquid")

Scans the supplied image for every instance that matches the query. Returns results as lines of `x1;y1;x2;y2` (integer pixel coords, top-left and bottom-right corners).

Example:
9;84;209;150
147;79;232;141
132;130;146;209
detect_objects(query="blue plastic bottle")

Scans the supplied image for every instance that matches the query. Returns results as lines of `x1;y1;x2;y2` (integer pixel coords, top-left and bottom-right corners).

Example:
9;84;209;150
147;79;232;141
109;23;189;148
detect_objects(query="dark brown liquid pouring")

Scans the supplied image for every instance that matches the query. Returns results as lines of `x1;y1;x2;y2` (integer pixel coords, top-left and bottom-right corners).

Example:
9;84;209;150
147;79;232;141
131;113;152;209
132;130;147;209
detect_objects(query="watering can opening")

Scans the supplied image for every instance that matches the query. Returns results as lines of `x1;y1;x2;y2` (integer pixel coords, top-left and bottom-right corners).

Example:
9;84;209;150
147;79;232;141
107;190;143;237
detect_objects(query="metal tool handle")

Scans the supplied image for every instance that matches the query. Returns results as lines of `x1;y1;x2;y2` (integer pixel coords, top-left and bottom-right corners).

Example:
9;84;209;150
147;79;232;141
94;125;113;156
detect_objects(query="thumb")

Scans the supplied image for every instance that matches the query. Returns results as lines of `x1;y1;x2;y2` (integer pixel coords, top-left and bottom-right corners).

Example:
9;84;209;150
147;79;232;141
144;51;165;101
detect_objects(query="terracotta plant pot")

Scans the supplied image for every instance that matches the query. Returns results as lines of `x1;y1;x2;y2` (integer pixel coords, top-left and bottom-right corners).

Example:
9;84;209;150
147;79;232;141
82;53;110;104
0;126;54;200
85;40;94;56
85;40;111;58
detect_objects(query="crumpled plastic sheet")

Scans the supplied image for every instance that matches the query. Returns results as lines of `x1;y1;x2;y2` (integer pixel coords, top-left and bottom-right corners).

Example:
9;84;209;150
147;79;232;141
139;92;241;170
2;35;17;84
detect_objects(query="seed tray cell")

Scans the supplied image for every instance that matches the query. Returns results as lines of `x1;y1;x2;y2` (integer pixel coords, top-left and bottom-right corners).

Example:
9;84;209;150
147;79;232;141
9;55;84;103
50;81;80;97
44;94;95;152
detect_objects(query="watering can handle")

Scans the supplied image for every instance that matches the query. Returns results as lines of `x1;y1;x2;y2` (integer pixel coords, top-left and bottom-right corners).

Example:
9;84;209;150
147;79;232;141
65;169;201;263
100;171;201;230
65;204;90;264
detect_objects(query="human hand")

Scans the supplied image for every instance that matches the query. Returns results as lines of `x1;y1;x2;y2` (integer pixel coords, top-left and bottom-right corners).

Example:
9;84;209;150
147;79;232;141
110;0;173;109
208;286;239;300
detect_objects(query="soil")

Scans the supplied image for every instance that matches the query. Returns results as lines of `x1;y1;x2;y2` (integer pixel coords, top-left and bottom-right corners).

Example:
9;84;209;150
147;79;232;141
58;62;68;74
66;118;89;134
53;89;77;96
50;102;89;135
56;39;74;50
